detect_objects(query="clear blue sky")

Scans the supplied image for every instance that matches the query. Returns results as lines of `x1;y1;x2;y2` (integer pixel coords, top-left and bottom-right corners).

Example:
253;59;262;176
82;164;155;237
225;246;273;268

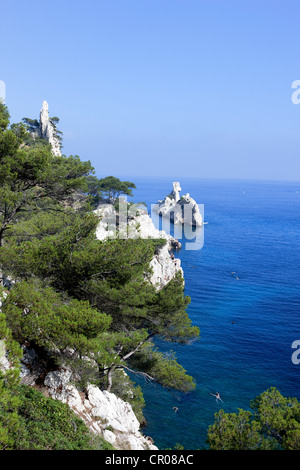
2;0;300;180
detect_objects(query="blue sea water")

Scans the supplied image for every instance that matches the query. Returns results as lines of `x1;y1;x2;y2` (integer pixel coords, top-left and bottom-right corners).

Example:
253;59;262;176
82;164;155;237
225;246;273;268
128;177;300;450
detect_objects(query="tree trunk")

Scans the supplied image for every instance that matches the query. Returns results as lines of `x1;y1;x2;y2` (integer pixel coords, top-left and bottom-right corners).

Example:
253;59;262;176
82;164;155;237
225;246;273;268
106;366;114;392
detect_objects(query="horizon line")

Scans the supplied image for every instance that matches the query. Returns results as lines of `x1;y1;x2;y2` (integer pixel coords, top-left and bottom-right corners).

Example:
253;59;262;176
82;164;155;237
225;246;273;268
95;174;300;185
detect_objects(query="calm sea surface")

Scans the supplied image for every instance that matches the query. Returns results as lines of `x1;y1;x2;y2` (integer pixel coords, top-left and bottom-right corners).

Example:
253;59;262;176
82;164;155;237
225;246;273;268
126;177;300;450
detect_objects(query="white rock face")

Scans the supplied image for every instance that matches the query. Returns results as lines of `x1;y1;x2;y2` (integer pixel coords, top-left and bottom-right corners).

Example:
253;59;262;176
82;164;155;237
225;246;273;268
149;242;182;290
0;340;10;371
43;368;158;450
87;385;139;434
44;368;86;413
2;346;149;448
94;204;183;289
154;182;203;227
94;204;117;241
172;182;181;202
39;100;62;157
103;429;116;445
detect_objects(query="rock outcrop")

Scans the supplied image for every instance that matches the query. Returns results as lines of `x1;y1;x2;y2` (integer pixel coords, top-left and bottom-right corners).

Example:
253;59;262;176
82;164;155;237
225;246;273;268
0;319;159;450
43;368;157;450
0;199;183;450
153;182;203;227
25;101;62;156
171;181;181;202
0;340;10;372
39;100;62;156
94;203;183;290
16;346;158;450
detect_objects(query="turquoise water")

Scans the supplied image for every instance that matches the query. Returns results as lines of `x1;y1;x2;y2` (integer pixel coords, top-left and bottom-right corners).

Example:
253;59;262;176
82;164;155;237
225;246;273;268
127;177;300;450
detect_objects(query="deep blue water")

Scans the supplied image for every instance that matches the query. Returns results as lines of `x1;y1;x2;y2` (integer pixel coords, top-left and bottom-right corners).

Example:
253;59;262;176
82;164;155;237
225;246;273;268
128;177;300;450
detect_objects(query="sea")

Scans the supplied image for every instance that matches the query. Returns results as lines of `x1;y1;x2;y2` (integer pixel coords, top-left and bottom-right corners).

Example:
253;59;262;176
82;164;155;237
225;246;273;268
126;177;300;450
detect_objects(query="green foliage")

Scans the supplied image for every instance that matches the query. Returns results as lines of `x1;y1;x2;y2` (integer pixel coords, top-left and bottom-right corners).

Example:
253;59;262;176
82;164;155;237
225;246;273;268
13;386;114;450
11;121;51;149
5;207;81;243
0;117;93;245
2;281;112;376
0;104;200;450
207;409;265;450
22;117;40;134
164;443;185;450
49;116;63;147
129;343;196;392
0;103;10;132
0;216;199;392
0;307;23;449
0;217;198;344
85;175;103;207
22;115;63;149
251;387;300;450
1;101;297;452
87;175;136;205
207;387;300;450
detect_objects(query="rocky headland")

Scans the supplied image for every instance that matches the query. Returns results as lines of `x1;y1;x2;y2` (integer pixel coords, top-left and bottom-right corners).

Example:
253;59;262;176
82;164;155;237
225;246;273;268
94;201;183;290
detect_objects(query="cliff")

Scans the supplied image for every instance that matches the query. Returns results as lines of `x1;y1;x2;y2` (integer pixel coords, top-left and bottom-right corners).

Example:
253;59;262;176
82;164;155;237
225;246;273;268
20;346;158;450
39;101;62;156
0;337;158;450
27;100;62;156
94;202;183;290
0;101;199;452
0;198;183;450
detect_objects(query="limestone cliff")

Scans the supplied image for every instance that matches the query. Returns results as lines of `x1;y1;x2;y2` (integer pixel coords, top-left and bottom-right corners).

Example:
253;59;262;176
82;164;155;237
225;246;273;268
0;339;158;451
94;203;183;290
39;100;62;156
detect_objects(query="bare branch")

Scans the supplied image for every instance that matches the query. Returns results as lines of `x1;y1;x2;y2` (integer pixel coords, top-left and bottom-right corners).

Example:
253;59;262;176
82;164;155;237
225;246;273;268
121;365;155;383
121;333;154;362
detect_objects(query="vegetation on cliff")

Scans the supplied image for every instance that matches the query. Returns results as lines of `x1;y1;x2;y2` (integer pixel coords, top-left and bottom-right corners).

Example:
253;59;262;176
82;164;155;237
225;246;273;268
0;103;199;450
0;103;299;451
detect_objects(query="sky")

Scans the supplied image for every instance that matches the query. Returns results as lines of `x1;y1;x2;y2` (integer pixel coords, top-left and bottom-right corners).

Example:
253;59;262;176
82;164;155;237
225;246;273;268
1;0;300;181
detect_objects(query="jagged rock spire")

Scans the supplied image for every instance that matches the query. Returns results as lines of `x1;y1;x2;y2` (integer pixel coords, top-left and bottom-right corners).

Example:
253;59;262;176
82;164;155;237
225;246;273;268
154;182;203;227
39;100;62;156
172;182;181;202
